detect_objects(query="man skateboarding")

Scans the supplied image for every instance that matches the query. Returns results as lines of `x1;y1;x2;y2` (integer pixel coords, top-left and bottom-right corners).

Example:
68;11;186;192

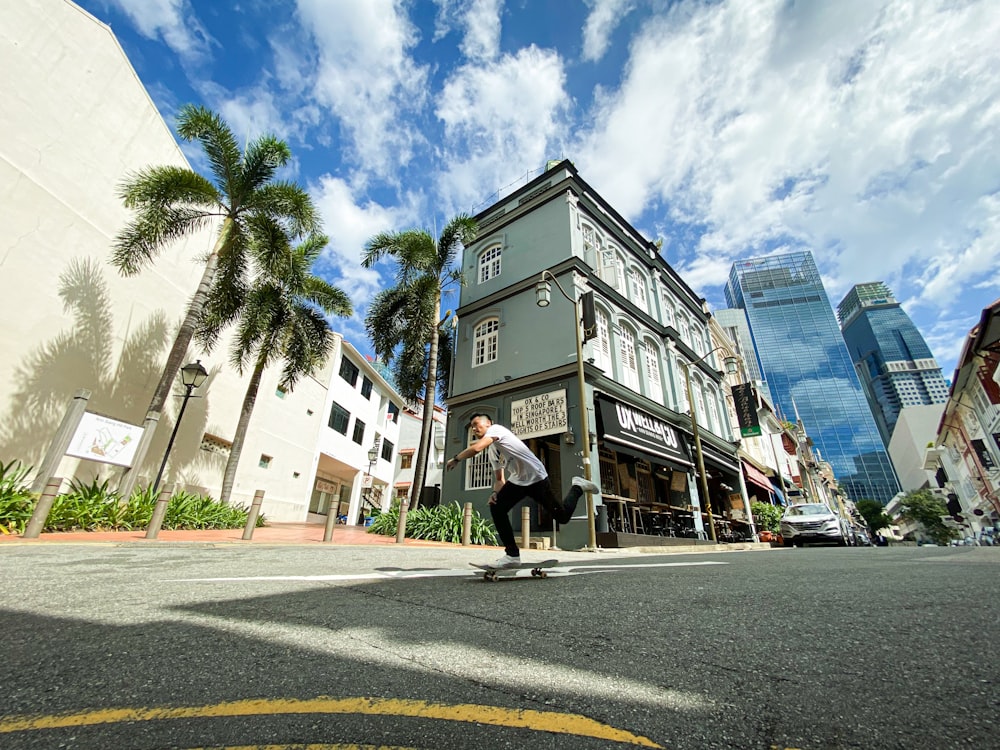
446;413;600;569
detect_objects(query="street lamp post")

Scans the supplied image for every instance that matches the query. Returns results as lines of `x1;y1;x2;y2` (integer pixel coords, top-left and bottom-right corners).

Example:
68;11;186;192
676;348;738;543
535;269;597;551
151;360;208;494
364;441;379;521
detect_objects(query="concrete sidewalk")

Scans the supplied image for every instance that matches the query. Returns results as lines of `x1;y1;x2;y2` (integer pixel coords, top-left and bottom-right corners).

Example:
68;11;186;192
0;522;496;549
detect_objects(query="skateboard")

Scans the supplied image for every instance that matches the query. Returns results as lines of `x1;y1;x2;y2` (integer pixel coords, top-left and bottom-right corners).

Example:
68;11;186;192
470;558;559;582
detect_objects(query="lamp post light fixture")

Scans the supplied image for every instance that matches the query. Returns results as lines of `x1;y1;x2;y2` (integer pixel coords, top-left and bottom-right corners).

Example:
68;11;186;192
534;269;597;550
151;359;208;494
677;348;738;543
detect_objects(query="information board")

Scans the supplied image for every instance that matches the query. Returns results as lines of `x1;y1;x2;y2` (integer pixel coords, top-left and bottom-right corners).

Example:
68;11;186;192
509;389;567;440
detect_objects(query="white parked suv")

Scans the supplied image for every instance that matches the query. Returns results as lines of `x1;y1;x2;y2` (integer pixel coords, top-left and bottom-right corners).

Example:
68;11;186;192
780;503;848;547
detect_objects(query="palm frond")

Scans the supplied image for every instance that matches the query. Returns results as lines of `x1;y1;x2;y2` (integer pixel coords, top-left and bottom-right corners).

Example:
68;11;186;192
118;165;220;210
175;104;242;201
248;182;320;238
238;134;292;200
436;214;478;267
111;207;216;276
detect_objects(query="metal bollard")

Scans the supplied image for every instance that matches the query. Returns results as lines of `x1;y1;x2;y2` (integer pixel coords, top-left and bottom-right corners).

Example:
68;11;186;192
521;505;531;549
323;504;338;542
462;502;472;546
242;489;265;540
23;477;63;538
145;484;174;539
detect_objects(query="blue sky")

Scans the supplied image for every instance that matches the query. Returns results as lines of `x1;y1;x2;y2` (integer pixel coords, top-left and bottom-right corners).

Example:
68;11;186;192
76;0;1000;378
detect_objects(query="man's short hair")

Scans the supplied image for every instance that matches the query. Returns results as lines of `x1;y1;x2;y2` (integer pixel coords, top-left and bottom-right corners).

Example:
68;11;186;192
468;413;492;428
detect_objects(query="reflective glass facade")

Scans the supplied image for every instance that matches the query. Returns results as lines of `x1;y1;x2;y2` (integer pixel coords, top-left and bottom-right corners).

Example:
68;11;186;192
726;252;900;504
837;283;949;445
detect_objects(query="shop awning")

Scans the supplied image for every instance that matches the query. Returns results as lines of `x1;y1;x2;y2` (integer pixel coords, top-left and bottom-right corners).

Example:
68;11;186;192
597;395;692;467
742;461;774;494
770;481;786;505
698;442;740;474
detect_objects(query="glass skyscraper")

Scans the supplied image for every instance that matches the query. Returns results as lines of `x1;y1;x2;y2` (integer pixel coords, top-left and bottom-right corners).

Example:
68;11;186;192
726;252;900;504
837;282;949;446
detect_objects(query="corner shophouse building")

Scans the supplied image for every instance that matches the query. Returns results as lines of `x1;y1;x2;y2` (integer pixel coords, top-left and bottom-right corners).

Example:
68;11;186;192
442;161;746;549
0;1;402;524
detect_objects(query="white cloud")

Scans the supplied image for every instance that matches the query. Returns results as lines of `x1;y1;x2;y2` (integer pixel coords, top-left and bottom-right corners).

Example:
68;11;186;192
581;0;636;62
293;0;430;178
434;45;571;215
310;175;419;309
104;0;213;61
574;0;1000;370
459;0;503;61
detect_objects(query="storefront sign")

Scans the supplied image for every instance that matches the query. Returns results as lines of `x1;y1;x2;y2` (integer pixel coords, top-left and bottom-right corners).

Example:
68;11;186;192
65;412;144;467
315;478;338;494
510;389;567;440
731;382;761;437
597;396;691;466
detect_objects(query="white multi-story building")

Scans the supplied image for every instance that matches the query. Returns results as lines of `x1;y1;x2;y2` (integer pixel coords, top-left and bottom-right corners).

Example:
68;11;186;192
1;0;402;523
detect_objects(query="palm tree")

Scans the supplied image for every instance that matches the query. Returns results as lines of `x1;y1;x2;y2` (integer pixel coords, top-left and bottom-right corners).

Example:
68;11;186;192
198;223;352;504
111;104;319;497
362;215;478;539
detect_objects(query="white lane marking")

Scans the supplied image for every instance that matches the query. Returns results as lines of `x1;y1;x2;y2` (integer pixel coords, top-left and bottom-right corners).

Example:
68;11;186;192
168;560;727;583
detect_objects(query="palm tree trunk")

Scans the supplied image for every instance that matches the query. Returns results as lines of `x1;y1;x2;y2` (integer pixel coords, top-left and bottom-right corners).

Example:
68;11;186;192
219;354;264;505
117;218;232;501
411;297;441;511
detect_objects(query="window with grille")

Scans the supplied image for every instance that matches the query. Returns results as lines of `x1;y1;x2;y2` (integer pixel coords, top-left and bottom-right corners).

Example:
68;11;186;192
352;418;366;445
467;442;493;490
400;453;412;469
473;318;499;366
478;245;502;283
619;326;640;391
361;376;373;399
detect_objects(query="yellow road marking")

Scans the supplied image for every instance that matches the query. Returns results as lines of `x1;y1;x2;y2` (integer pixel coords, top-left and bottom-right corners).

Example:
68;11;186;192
0;696;662;747
192;745;417;749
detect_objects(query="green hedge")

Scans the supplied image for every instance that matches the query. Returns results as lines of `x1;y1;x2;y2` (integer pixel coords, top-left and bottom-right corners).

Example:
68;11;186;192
0;460;262;534
368;501;498;545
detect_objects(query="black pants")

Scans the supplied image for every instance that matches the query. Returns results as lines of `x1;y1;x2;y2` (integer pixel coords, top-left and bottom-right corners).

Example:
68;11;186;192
490;479;583;556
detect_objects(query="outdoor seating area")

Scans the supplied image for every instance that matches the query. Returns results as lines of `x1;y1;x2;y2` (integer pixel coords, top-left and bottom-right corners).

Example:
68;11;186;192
596;445;754;547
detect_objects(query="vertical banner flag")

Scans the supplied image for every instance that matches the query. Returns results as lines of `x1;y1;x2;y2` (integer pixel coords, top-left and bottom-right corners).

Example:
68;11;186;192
731;383;761;437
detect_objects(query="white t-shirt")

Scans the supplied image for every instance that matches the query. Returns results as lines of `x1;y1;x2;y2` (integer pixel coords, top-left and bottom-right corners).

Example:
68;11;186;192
485;423;547;486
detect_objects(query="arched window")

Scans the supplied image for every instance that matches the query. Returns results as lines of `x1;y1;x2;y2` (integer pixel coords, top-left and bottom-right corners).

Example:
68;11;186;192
628;268;648;312
593;307;612;372
705;385;721;434
619;325;640;391
478;244;502;284
582;224;597;268
473;318;499;366
661;295;674;329
676;359;690;414
642;338;663;404
678;313;690;347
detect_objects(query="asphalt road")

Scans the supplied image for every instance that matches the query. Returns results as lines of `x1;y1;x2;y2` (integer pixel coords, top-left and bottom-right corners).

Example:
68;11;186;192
0;542;997;749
